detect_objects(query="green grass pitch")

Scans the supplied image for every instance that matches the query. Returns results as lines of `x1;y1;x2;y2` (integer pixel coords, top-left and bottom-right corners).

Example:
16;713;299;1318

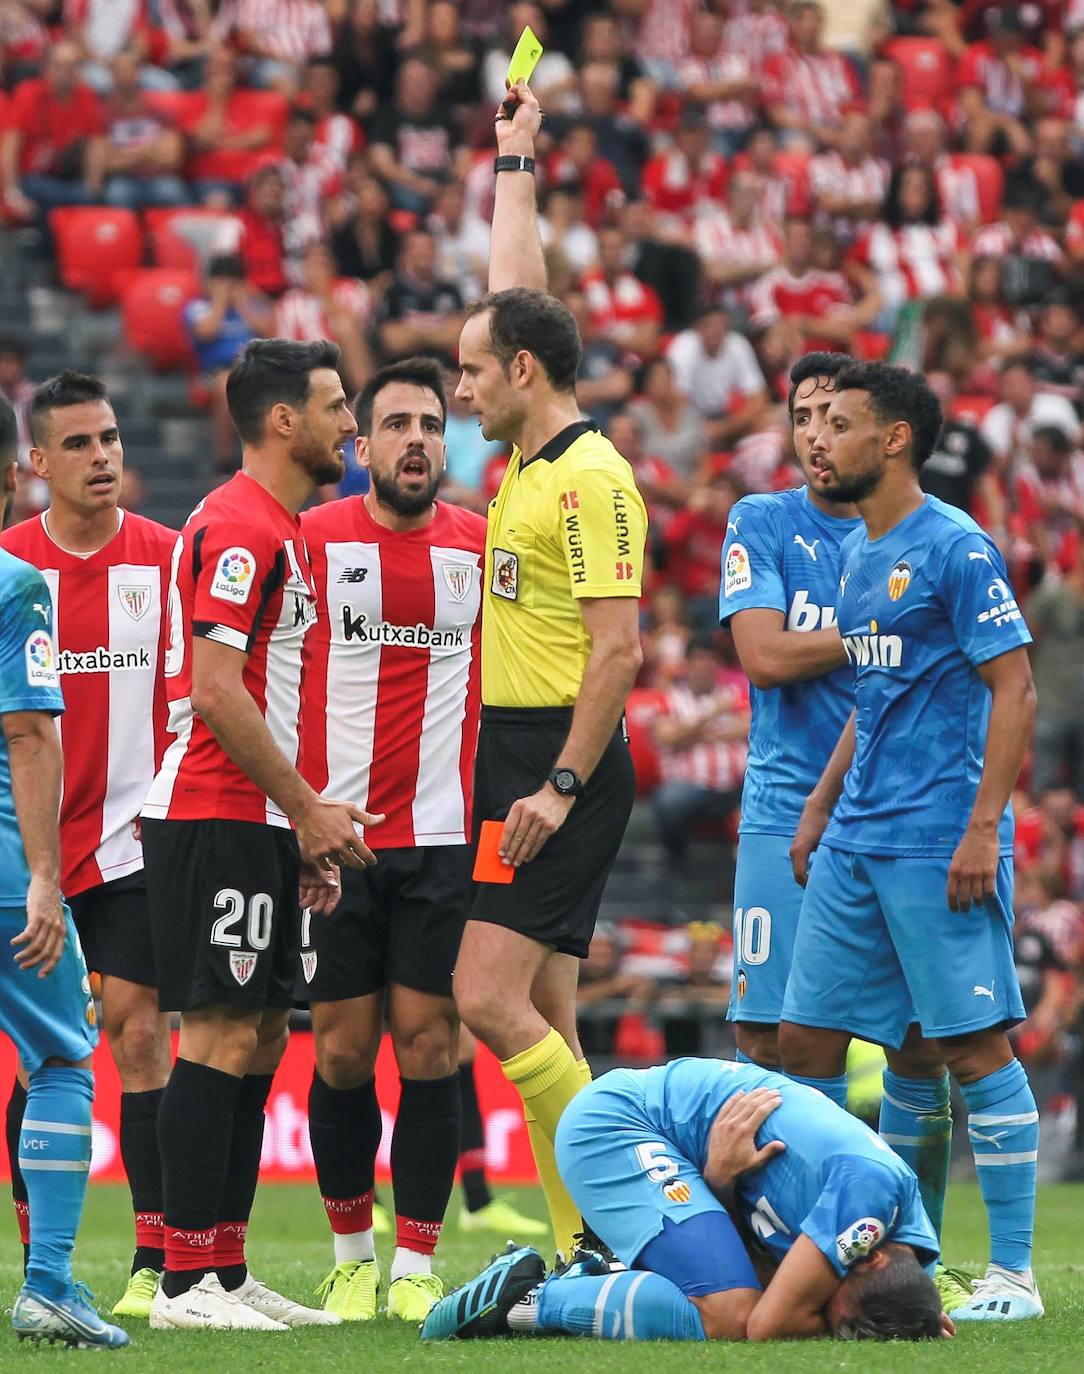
1;1182;1080;1370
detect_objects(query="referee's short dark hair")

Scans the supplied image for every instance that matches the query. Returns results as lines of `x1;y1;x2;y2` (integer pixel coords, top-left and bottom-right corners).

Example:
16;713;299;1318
355;356;448;435
29;371;111;446
469;288;582;395
227;338;342;444
835;361;943;470
787;351;853;418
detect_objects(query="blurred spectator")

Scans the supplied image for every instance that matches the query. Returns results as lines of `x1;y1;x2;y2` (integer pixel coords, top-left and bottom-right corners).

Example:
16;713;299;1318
275;241;371;393
750;217;863;356
967;254;1028;367
1031;294;1084;413
328;0;397;125
65;0;179;93
279;103;342;251
692;172;782;317
641;107;728;232
300;56;361;172
666;304;770;450
369;56;462;214
582;223;664;364
330;165;398;291
722;0;789;71
427;182;489;306
212;0;332;95
619;197;702;333
641;584;693;687
422;1;482;125
1027;534;1084;798
0;3;50;86
548;121;624;229
1017;426;1084;568
577;923;658;1061
957;8;1042;158
101;49;187;209
650;635;748;870
663;469;745;626
377;227;465;366
565;288;633;429
1017;788;1084;900
0;333;43;522
678;8;757;158
821;0;891;61
118;465;147;512
981;359;1081;472
184;253;265;471
153;0;213;90
579;11;656;129
540;183;599;288
481;3;576;112
809;111;890;239
441;368;505;513
628;356;706;482
1;39;104;221
971;179;1064;310
902;109;982;232
920;372;1003;523
185;46;281;203
607;409;686;552
736;125;808;225
658;922;732;1009
761;0;860;151
571;59;648;192
1012;869;1080;1072
1021;117;1084;227
216;164;289;296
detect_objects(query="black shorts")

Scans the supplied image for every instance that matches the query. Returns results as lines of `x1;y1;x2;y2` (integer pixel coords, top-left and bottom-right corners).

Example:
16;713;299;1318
296;845;472;1004
141;817;301;1014
470;706;635;958
67;872;157;988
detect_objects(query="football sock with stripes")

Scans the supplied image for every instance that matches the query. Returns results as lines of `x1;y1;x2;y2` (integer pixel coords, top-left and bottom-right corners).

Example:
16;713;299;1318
501;1029;585;1259
6;1077;29;1271
960;1059;1038;1273
458;1064;491;1214
308;1071;382;1264
878;1070;951;1239
536;1270;706;1341
215;1072;273;1291
158;1059;239;1298
20;1066;94;1302
784;1071;849;1109
120;1087;165;1273
391;1073;460;1276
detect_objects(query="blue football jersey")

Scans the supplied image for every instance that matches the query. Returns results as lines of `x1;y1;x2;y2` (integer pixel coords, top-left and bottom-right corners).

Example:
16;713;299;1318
639;1058;938;1277
0;549;64;907
719;488;861;833
823;496;1032;858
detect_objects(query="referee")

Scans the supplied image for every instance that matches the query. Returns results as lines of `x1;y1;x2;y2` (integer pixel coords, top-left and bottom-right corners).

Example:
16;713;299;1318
453;80;647;1259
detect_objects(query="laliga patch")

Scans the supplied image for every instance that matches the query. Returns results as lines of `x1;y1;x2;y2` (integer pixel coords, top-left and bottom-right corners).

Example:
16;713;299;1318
301;950;318;984
229;951;258;986
491;548;519;600
24;631;59;688
887;560;911;601
663;1180;692;1204
836;1216;885;1267
724;543;751;597
210;547;256;604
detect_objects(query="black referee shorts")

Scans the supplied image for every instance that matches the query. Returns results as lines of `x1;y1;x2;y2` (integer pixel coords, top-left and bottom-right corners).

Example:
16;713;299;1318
470;706;635;958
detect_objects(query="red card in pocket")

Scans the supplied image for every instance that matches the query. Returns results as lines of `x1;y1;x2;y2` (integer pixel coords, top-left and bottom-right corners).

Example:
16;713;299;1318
473;819;515;883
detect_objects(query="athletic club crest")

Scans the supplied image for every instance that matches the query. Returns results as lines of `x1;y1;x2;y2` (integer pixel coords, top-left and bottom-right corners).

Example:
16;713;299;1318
442;563;472;603
118;584;151;621
229;952;257;986
887;561;912;601
301;950;318;984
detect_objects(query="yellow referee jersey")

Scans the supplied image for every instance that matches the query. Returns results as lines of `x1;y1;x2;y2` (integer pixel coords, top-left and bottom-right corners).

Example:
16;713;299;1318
482;420;648;707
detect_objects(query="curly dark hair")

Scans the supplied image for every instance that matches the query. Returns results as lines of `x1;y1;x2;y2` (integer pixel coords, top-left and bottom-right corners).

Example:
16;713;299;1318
787;351;854;417
835;361;944;469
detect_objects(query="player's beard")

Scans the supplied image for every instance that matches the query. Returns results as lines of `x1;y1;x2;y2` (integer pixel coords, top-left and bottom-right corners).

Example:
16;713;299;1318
371;462;441;517
294;434;345;487
819;467;881;504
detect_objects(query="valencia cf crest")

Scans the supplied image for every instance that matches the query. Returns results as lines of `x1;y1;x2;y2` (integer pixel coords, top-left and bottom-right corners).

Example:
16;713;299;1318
663;1180;691;1204
887;561;912;601
118;584;151;621
301;950;318;984
737;970;747;1000
442;563;472;603
229;952;257;986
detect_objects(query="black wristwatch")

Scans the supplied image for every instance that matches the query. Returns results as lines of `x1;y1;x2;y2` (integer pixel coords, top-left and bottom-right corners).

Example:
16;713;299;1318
547;767;585;799
494;154;536;175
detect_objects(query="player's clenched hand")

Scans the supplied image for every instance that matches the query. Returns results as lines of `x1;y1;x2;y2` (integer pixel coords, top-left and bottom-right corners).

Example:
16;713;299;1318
300;859;341;917
13;875;66;977
704;1089;785;1193
496;79;542;150
295;797;384;871
500;786;575;867
790;800;830;887
947;824;998;913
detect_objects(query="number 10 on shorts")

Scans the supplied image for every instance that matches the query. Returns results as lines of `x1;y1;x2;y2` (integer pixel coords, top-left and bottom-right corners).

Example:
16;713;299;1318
732;907;772;966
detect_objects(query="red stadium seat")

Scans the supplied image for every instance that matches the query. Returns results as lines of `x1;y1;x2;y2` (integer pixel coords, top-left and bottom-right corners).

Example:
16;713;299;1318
119;268;200;372
49;207;144;307
948;154;1005;224
146;207;233;271
883;38;953;112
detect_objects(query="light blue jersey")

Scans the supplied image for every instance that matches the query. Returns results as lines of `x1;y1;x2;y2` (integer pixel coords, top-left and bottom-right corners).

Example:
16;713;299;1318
824;496;1031;858
0;549;64;906
557;1059;938;1278
719;487;861;834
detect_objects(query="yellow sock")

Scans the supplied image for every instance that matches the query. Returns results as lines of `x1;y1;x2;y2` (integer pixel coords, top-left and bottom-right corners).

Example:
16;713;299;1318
503;1029;585;1257
575;1056;592;1090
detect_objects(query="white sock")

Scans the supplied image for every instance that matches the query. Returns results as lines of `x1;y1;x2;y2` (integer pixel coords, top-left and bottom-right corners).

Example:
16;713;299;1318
391;1247;432;1282
333;1228;375;1264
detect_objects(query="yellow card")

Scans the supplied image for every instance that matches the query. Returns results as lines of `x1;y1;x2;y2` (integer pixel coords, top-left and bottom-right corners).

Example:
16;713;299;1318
507;25;543;86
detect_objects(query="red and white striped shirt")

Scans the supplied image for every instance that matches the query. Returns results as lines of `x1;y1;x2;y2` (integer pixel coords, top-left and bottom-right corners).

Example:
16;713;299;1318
850;221;963;310
957;41;1043;119
275;279;371;341
761;43;859;130
143;472;316;828
315;112;362;172
934;156;981;228
723;3;789;69
971;221;1063;263
0;511;174;896
809;151;889;220
213;0;332;64
677;52;757;131
693;206;781;309
655;681;749;792
581;270;664;352
641;148;728;221
749;267;852;342
622;0;698;65
300;498;485;849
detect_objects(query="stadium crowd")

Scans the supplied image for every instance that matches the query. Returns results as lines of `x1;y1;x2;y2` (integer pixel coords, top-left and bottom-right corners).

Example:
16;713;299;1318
0;0;1081;1174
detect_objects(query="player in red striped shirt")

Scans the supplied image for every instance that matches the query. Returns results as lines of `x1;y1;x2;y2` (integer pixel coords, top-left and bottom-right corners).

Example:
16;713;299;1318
0;371;174;1320
142;339;378;1332
299;357;486;1323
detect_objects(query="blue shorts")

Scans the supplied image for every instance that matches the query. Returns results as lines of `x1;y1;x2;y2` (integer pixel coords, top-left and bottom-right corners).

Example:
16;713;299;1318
727;832;803;1025
555;1074;761;1296
0;905;98;1074
781;847;1025;1049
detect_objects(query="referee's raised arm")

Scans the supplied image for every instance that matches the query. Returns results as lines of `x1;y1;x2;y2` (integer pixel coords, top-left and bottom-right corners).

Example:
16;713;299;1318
489;80;546;293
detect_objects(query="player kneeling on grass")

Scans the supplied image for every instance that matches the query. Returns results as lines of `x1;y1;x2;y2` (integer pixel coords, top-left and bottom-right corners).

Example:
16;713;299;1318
422;1059;950;1343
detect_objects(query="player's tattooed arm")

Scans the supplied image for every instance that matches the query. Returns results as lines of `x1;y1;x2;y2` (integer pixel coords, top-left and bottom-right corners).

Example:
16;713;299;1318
948;646;1036;913
729;608;847;689
3;709;65;976
791;711;855;886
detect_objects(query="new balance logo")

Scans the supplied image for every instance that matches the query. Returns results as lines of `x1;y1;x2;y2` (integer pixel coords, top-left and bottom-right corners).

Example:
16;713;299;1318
794;535;820;561
337;567;369;583
972;980;995;1000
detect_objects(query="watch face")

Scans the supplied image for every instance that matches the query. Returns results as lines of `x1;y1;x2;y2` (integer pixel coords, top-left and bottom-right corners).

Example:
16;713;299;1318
554;770;575;792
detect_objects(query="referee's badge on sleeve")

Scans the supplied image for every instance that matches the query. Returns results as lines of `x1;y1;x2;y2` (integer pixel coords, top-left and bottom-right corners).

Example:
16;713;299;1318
491;548;519;600
724;543;751;597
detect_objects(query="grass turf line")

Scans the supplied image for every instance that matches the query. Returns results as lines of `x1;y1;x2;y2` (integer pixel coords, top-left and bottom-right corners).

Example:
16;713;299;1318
0;1182;1079;1370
